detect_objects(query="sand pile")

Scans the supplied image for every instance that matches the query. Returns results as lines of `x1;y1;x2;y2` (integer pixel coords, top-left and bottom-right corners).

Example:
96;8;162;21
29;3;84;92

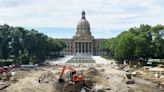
4;70;56;92
55;82;84;92
55;80;93;92
55;67;104;92
83;67;101;77
93;76;107;85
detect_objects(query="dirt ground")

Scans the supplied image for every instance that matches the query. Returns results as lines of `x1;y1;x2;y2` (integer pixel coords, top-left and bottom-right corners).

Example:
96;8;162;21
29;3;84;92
1;64;162;92
102;65;159;92
2;67;58;92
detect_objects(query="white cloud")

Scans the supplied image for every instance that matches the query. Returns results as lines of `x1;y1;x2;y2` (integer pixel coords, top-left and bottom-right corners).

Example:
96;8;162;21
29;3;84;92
0;0;164;33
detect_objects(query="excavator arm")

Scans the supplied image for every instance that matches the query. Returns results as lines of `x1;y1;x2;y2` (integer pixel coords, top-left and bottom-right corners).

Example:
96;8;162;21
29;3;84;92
58;65;75;83
59;66;66;79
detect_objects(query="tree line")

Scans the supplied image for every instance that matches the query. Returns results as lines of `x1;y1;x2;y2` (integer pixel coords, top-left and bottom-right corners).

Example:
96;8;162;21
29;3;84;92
0;24;66;65
102;24;164;63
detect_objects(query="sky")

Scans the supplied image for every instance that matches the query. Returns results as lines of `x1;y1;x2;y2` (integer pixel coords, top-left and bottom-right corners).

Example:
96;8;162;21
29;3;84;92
0;0;164;38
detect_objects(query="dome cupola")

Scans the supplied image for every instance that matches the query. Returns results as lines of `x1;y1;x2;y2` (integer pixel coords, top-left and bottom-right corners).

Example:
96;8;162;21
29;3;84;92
76;11;91;36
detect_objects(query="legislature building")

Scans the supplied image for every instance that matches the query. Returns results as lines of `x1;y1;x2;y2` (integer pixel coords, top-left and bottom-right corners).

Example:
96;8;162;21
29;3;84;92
61;11;106;56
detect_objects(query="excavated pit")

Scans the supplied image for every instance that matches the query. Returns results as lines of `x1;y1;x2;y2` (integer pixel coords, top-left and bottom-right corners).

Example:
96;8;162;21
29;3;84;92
54;67;104;92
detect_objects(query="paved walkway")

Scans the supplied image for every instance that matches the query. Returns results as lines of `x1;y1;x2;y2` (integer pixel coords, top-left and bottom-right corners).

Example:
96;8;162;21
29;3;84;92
46;56;73;64
92;56;115;64
47;55;114;64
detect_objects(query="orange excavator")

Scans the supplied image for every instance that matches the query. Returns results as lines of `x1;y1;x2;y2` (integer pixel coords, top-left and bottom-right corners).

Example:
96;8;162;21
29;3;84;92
58;65;84;84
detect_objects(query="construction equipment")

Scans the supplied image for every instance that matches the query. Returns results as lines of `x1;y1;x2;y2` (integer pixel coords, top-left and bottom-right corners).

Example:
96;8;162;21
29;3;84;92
0;66;10;74
126;72;135;84
0;66;11;80
58;65;84;84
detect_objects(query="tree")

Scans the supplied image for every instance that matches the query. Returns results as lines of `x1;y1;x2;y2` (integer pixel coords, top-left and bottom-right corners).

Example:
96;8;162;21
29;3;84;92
0;24;66;65
102;24;164;63
114;32;135;61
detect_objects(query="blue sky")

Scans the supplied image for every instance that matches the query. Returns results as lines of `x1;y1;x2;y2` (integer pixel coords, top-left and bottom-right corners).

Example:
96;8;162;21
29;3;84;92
0;0;164;38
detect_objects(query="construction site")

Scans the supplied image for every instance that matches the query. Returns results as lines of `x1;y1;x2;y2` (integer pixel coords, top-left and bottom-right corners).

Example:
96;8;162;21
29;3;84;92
0;56;163;92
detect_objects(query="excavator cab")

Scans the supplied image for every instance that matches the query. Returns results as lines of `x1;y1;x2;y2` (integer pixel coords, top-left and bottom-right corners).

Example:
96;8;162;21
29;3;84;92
69;70;84;83
72;74;84;82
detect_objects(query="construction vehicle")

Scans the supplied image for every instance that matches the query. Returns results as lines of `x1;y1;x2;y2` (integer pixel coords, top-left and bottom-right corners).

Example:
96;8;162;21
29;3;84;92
125;72;135;84
0;66;11;80
58;66;105;92
0;66;10;74
58;65;84;84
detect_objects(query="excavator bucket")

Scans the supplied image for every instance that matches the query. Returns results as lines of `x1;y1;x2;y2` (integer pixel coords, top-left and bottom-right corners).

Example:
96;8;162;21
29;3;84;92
58;78;64;84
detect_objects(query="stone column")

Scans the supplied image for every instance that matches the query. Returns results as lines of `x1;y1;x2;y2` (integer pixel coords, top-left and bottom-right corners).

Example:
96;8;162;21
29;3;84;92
87;42;88;53
77;42;78;53
79;42;81;53
84;42;86;53
88;42;90;54
81;42;82;53
74;42;76;54
91;42;93;55
76;42;77;53
87;42;89;53
82;42;84;53
78;42;80;53
75;42;76;53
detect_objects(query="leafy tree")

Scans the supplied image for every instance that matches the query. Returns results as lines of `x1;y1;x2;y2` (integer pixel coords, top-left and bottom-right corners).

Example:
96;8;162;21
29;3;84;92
0;24;66;65
102;24;164;63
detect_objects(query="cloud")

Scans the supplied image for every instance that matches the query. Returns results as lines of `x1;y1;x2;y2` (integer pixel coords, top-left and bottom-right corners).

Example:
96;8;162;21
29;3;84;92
0;0;31;8
0;0;164;38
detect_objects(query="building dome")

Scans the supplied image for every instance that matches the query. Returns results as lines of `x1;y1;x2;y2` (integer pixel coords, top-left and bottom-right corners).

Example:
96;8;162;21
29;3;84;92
76;11;91;36
77;19;90;28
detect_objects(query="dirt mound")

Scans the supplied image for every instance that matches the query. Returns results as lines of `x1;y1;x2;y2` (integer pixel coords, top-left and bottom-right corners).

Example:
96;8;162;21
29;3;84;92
38;71;57;83
5;70;56;92
55;82;84;92
54;68;103;92
83;67;101;77
93;76;107;85
55;80;93;92
21;88;36;92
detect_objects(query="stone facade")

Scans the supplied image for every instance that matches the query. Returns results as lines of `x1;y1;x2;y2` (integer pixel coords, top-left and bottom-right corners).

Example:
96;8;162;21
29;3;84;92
60;11;106;56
